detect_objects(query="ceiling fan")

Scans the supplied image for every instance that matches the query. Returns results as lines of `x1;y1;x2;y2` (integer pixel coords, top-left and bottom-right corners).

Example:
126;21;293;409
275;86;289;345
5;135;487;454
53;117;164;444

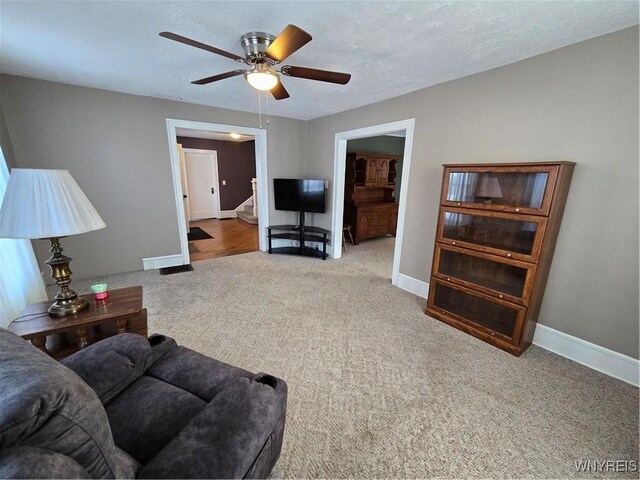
159;24;351;100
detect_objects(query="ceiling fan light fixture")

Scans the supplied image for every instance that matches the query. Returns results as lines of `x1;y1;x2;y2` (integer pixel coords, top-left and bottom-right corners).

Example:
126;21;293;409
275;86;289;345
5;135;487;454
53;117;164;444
245;63;279;91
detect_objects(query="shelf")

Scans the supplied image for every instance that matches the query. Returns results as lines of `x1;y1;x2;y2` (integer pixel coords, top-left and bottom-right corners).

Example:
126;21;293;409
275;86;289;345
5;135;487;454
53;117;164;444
302;233;328;243
267;224;329;260
268;224;299;231
302;226;330;234
269;246;326;258
269;232;300;241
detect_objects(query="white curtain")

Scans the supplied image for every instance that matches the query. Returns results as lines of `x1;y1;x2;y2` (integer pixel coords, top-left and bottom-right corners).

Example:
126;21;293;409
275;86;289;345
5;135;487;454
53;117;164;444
0;149;48;327
447;172;477;202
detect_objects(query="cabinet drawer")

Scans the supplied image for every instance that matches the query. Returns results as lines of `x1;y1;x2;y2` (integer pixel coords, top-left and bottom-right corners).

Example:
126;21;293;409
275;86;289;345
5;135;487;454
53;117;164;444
441;165;559;216
432;244;536;306
427;279;525;344
437;207;546;263
369;211;390;227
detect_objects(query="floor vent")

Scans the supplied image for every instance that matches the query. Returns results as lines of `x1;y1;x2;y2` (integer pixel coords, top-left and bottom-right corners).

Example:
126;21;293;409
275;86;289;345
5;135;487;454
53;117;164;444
159;264;194;275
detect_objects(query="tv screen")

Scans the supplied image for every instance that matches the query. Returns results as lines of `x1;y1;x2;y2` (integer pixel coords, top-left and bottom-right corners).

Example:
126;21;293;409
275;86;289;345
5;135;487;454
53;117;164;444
274;178;326;213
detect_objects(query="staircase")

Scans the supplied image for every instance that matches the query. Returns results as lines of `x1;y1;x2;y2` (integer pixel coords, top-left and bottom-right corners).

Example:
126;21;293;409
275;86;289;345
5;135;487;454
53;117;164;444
236;202;258;224
236;178;259;225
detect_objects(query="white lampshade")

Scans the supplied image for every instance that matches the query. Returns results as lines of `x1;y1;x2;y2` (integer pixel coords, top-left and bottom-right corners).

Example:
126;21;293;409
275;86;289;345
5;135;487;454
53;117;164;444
0;169;106;239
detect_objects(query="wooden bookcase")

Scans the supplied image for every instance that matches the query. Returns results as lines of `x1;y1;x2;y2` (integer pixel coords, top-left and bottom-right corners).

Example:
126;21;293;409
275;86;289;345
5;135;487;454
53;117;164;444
344;152;400;244
425;162;575;356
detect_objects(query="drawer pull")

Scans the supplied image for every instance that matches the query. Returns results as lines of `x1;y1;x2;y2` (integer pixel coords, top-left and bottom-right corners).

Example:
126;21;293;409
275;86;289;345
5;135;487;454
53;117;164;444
446;277;451;281
452;241;456;245
506;253;512;258
457;202;461;206
490;332;495;336
499;294;504;299
515;208;521;213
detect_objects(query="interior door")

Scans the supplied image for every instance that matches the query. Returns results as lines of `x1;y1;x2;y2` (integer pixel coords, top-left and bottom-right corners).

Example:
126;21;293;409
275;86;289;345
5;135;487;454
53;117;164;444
184;150;220;220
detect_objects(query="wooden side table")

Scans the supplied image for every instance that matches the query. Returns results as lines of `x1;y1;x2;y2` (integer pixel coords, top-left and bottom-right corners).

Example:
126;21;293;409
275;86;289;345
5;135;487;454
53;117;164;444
8;286;148;360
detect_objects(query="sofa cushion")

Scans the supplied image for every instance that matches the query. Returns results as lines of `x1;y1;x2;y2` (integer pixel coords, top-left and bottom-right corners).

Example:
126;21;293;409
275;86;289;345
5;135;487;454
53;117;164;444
61;333;152;404
139;377;281;479
105;375;207;465
114;446;140;479
0;328;118;478
0;446;90;479
146;345;254;401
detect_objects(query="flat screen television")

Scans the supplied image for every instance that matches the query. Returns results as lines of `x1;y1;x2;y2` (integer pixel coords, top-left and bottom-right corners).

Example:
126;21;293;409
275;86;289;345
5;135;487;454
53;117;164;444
274;178;326;213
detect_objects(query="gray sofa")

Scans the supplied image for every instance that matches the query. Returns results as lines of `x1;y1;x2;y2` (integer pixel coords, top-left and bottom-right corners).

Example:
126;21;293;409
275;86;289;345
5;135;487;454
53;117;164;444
0;328;287;479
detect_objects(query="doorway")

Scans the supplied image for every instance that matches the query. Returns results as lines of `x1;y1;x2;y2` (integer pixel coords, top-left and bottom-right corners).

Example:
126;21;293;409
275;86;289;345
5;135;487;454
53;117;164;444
166;119;269;265
331;119;415;287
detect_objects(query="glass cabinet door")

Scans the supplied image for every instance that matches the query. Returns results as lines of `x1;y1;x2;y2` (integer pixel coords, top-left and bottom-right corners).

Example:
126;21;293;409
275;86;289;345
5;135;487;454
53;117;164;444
428;279;525;343
442;165;559;215
437;207;546;262
433;244;536;306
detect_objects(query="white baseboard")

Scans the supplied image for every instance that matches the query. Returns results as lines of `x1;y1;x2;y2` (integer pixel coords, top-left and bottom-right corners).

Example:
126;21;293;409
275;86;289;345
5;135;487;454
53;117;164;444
395;273;429;297
532;324;639;387
218;210;237;219
395;273;639;387
142;254;185;271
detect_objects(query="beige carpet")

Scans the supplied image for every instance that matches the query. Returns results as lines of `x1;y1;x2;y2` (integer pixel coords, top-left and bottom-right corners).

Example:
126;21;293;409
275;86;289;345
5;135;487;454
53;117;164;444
70;237;639;478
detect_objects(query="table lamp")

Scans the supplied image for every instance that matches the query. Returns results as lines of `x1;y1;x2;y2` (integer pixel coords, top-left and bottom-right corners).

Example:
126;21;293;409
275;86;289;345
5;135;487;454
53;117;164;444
0;169;106;317
474;174;503;204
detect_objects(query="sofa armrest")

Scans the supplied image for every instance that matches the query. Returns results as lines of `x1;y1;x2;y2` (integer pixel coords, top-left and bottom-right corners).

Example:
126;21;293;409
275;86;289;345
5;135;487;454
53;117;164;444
0;446;90;479
138;376;287;479
61;333;153;403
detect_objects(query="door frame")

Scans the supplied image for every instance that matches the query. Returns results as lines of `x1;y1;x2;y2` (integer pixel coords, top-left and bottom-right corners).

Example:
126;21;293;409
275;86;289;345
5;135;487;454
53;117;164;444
177;143;191;224
183;148;221;220
330;118;415;287
166;119;268;265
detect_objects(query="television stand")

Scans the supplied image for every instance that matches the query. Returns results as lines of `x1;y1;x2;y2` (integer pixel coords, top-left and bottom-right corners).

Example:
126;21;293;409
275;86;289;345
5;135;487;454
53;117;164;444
267;222;330;260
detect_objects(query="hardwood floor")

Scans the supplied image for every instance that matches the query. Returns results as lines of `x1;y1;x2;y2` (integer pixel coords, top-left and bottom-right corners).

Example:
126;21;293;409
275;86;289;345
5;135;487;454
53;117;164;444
188;218;259;262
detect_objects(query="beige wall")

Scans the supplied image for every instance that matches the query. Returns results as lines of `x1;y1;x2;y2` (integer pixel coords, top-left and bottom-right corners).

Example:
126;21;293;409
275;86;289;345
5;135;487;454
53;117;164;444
0;75;307;278
306;27;639;359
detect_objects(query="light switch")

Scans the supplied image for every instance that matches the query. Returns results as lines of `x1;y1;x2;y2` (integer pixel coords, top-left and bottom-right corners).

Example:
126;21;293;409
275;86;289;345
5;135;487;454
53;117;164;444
222;180;227;185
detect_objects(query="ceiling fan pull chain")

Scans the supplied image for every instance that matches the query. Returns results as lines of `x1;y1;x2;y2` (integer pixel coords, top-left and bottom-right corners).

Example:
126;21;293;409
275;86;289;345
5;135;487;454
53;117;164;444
266;92;270;126
258;91;263;129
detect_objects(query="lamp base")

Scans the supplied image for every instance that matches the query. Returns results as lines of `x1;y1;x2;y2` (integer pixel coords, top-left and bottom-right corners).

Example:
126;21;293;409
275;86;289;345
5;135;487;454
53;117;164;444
45;237;89;318
48;296;89;317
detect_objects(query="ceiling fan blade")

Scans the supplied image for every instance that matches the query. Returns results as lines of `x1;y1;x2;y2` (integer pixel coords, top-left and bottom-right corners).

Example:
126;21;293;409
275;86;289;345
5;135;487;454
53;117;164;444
191;70;246;85
160;32;246;63
271;81;290;100
265;24;312;62
280;65;351;85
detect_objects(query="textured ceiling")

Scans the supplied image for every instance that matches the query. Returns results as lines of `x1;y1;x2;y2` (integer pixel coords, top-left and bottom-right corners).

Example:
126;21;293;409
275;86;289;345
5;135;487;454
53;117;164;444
1;1;637;120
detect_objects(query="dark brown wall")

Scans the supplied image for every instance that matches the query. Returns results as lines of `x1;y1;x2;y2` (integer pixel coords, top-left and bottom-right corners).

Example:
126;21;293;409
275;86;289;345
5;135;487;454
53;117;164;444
177;137;256;210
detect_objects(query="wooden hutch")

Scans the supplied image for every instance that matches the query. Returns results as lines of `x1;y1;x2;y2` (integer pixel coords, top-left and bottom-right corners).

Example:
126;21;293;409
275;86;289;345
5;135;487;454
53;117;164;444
425;162;575;356
343;152;400;244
